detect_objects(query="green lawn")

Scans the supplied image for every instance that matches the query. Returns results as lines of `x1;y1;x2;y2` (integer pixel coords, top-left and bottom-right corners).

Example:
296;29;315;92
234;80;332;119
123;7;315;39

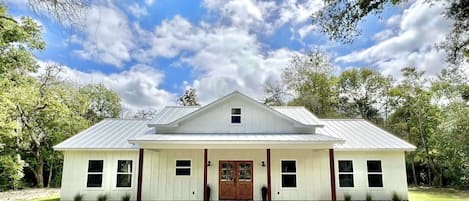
409;187;469;201
22;195;60;201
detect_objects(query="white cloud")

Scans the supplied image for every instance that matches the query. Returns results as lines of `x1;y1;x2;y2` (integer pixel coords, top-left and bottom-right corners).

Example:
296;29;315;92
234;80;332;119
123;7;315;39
37;60;176;111
127;3;149;18
72;3;136;67
336;0;452;78
144;0;155;6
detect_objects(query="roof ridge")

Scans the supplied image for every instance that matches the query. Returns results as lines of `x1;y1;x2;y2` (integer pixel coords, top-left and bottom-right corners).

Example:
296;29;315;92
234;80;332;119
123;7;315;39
103;118;149;121
320;118;365;121
165;106;200;108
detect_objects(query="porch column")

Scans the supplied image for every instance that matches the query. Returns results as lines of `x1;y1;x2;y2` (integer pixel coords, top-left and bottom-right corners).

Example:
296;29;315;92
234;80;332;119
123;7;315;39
267;149;272;201
137;148;144;201
329;149;337;201
203;149;208;201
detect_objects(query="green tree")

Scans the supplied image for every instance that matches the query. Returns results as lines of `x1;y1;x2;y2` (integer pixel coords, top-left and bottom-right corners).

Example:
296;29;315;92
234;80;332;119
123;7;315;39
80;83;121;124
337;68;391;122
312;0;468;64
282;49;339;117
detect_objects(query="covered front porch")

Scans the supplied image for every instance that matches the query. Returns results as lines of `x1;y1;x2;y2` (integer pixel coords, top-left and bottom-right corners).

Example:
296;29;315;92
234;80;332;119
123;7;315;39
129;134;343;201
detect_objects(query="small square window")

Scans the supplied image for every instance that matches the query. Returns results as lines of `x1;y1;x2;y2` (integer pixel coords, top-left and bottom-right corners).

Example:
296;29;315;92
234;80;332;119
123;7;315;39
231;108;241;124
116;160;132;187
281;160;296;188
367;160;383;187
176;160;191;176
338;160;354;187
87;160;103;188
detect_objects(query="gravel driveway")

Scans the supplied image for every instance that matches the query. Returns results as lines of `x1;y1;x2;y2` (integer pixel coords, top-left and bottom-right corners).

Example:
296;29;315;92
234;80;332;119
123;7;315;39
0;188;60;201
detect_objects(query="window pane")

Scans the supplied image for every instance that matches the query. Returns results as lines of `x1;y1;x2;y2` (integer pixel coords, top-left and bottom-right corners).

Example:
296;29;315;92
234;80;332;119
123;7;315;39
176;168;191;176
281;175;296;187
368;174;383;187
231;108;241;115
88;160;103;172
117;160;132;173
231;116;241;123
281;161;296;173
339;174;354;187
176;160;191;167
367;160;382;172
117;174;132;187
339;160;353;172
87;174;102;187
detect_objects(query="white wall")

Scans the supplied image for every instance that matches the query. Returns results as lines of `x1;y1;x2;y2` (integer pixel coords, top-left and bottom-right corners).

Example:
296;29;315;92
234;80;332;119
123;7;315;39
60;151;139;201
141;149;204;201
335;151;409;201
159;96;312;134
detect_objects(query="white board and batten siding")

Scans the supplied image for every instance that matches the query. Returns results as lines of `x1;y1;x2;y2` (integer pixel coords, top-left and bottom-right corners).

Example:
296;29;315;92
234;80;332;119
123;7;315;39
60;151;139;201
334;151;409;201
157;95;314;134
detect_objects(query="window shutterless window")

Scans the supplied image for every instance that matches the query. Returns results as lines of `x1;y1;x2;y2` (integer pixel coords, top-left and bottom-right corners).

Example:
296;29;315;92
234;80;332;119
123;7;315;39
87;160;103;187
367;160;383;187
231;108;241;124
281;160;296;188
116;160;132;187
176;160;191;176
338;160;354;187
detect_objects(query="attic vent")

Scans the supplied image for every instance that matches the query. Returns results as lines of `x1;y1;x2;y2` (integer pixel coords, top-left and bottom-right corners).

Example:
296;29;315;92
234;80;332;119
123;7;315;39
231;108;241;124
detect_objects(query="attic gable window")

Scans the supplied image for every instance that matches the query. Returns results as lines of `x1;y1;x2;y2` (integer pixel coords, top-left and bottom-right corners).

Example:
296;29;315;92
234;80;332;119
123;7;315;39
231;108;241;124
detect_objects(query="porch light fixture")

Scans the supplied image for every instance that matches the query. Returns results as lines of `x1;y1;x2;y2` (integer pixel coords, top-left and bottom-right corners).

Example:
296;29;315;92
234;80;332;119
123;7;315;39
207;160;211;167
261;161;266;167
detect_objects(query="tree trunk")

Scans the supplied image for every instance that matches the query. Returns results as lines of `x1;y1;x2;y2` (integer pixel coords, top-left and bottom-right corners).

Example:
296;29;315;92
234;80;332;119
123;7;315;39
47;162;53;188
411;157;417;185
33;145;44;188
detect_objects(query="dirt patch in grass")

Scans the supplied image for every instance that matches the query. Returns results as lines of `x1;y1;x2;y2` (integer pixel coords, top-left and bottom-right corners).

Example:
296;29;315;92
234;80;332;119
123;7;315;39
0;188;60;201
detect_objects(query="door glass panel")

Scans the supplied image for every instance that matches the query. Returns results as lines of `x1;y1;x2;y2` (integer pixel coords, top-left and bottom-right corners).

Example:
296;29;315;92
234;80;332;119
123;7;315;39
238;163;252;181
221;163;234;181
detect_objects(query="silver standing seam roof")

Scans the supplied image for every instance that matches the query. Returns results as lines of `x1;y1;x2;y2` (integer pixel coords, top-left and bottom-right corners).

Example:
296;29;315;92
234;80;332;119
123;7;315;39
54;108;415;151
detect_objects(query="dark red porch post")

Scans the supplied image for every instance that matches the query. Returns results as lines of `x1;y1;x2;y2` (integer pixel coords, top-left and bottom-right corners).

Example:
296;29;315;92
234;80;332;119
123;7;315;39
137;148;144;201
329;149;337;201
267;148;272;201
203;149;208;201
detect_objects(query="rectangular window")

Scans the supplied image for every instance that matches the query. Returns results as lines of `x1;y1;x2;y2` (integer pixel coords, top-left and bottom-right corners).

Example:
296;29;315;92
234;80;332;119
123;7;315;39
338;160;354;187
231;108;241;124
367;160;383;187
116;160;132;187
87;160;103;187
176;160;191;176
281;160;296;188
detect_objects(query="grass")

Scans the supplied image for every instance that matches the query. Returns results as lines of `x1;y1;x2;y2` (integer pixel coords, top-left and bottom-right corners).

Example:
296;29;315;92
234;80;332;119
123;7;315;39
22;194;60;201
408;187;469;201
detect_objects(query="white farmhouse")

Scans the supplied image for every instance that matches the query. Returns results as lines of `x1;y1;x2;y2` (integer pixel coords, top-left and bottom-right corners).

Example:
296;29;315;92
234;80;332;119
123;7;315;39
54;91;415;201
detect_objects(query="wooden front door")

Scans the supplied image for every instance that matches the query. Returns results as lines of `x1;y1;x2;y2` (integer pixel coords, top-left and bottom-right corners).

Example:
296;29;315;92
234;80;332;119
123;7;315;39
219;161;253;200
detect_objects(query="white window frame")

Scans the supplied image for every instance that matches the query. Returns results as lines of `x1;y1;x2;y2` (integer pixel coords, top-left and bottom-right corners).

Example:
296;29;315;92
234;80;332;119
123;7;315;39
280;159;297;189
86;160;104;189
175;159;192;176
116;160;133;188
367;160;384;188
231;107;242;124
338;160;354;188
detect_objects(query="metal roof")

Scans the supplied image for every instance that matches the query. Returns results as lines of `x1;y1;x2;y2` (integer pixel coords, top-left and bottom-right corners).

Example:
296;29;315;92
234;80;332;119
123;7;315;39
129;133;343;144
53;119;152;150
149;106;199;125
317;119;416;151
271;106;323;126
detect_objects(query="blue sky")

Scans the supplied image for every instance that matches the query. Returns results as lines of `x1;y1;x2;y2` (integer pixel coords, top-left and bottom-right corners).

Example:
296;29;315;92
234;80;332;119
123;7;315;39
5;0;451;112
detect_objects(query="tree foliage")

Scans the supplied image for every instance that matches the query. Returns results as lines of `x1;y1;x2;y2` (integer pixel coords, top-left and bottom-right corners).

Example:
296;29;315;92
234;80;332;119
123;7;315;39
312;0;468;64
178;88;200;106
0;4;121;190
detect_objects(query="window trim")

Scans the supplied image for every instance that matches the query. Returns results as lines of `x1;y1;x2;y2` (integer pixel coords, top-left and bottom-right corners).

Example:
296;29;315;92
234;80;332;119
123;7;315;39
280;159;297;189
338;160;354;188
115;159;133;188
86;160;104;189
175;159;192;176
231;107;242;124
367;160;384;188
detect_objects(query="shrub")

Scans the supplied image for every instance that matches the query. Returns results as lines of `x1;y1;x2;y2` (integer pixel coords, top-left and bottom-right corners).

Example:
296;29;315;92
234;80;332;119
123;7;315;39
366;193;372;201
121;193;130;201
344;193;352;201
74;193;83;201
97;194;107;201
391;192;401;201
